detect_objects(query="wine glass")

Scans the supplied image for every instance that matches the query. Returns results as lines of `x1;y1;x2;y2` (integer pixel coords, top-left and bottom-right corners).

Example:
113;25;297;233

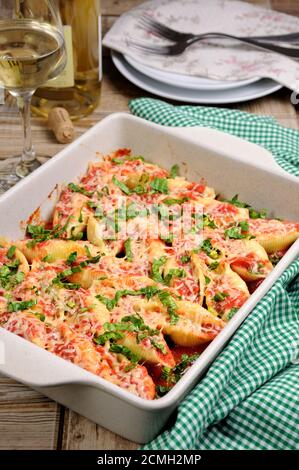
0;0;66;191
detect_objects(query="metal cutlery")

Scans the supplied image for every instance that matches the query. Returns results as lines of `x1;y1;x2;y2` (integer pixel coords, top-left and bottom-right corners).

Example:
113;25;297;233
128;34;299;58
139;14;299;44
129;15;299;57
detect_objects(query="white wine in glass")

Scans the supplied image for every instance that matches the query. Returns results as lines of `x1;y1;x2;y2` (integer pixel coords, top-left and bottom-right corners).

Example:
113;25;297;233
0;0;66;191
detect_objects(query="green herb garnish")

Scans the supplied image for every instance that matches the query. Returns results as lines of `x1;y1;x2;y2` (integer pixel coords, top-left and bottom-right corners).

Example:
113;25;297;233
159;233;174;245
169;164;179;178
7;246;16;259
158;291;179;325
213;292;229;302
151;257;167;284
224;221;249;240
223;195;267;219
8;299;37;312
112;176;131;195
109;344;140;364
124;238;133;262
162;197;189;206
150;177;168;194
163;268;186;286
66;251;78;265
209;261;219;270
227;307;238;320
68;182;93;197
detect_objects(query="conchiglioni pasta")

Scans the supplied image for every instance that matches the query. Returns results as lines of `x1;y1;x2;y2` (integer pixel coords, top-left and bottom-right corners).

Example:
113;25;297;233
1;149;298;399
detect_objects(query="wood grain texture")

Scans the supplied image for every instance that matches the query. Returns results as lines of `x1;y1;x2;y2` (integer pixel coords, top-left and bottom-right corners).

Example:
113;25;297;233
62;409;138;450
0;0;297;451
0;375;61;450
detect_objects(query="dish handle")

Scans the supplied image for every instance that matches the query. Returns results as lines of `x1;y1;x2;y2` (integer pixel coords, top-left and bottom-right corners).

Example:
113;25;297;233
0;328;103;389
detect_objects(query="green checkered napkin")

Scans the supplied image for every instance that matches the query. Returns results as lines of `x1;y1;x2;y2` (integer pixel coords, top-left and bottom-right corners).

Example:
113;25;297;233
129;98;299;450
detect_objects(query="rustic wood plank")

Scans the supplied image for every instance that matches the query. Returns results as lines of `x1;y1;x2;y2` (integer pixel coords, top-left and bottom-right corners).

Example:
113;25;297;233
0;374;61;449
0;375;50;404
62;409;138;450
102;0;143;16
271;0;299;16
0;403;60;450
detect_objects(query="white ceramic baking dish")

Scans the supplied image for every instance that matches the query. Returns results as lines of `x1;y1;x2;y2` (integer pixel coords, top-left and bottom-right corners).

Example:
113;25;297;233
0;113;298;444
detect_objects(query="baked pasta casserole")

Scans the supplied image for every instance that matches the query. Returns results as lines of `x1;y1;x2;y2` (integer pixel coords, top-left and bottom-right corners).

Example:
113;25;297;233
0;149;298;399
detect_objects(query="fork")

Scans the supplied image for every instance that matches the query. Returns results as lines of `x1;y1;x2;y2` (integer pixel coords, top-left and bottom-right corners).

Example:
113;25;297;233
139;14;299;44
128;33;299;58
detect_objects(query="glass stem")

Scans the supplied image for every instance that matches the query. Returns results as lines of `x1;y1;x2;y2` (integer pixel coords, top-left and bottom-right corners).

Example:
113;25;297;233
16;91;36;166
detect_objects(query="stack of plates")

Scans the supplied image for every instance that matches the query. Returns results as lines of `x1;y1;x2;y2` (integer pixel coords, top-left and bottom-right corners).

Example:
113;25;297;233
112;52;282;104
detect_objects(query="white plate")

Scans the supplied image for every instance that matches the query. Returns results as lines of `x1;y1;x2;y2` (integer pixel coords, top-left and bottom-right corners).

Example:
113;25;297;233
112;52;282;104
125;54;260;90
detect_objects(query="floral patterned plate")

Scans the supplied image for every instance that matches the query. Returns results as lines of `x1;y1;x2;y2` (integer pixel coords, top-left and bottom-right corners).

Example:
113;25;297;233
125;54;260;90
112;52;282;104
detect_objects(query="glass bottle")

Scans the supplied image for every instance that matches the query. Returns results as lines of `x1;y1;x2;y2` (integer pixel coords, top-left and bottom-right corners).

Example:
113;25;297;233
31;0;101;120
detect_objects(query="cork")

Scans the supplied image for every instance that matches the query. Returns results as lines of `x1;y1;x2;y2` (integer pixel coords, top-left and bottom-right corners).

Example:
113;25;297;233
48;107;75;144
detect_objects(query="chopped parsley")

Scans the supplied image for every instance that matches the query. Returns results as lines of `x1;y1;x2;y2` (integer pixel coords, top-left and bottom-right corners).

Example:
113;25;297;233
26;220;69;247
269;253;282;266
163;197;189;206
127;173;149;195
159;233;174;245
203;214;217;229
213;292;229;302
7;246;16;259
180;255;191;264
87;200;98;209
0;259;24;289
52;253;101;289
163;268;186;287
96;289;138;311
68;182;93;197
124;238;133;262
111;155;145;165
227;307;238;320
223;194;267;219
150;177;168;194
96;285;179;325
169;164;179;178
94;313;163;360
112;176;131;195
151;257;167;284
78;209;83;223
195;239;221;259
224;221;251;240
159;353;200;392
249;208;267;219
33;313;46;322
158;291;179;325
151;258;185;286
150;339;167;354
156;385;172;395
109;344;140;364
209;261;219;270
93;331;124;345
66;251;78;265
8;299;37;312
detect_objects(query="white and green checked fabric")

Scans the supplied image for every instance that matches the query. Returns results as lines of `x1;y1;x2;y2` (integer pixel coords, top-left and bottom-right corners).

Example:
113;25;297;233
129;98;299;177
129;98;299;450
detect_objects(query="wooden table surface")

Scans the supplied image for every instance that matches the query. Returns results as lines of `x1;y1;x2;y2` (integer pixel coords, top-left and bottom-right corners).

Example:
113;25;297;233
0;0;298;450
